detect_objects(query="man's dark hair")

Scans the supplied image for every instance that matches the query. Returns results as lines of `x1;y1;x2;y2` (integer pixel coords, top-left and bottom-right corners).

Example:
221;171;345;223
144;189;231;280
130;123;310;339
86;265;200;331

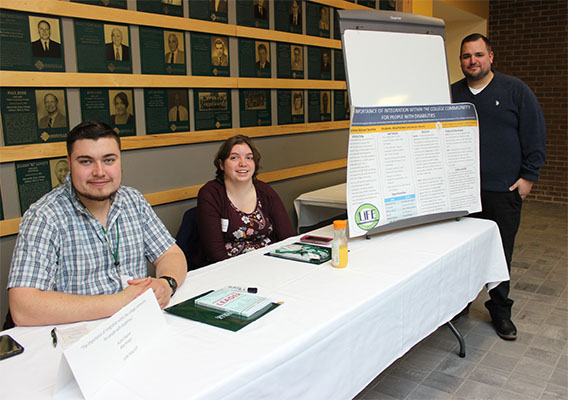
67;120;121;155
214;135;261;182
461;33;492;55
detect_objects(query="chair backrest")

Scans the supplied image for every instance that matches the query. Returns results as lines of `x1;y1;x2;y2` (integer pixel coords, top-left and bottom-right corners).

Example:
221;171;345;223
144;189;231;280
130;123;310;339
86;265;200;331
175;206;199;271
3;309;15;330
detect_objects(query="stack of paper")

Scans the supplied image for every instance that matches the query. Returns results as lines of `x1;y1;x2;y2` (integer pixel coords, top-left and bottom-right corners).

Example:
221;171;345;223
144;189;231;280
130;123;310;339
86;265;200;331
195;288;272;318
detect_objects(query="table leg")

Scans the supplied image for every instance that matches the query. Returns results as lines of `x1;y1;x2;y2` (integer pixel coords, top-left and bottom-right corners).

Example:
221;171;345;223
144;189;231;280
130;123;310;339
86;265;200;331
446;321;466;358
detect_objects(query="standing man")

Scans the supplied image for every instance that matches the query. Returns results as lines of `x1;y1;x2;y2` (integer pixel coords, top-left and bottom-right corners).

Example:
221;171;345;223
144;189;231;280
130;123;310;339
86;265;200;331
38;93;67;129
8;120;186;326
31;20;62;58
452;33;546;340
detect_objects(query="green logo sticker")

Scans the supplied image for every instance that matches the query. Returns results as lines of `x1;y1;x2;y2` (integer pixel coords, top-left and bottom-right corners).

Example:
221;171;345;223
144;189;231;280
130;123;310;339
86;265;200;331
355;204;380;230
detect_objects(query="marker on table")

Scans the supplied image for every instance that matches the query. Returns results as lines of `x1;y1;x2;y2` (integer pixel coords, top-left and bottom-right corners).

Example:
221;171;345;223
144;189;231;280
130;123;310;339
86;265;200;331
228;286;258;294
50;327;58;348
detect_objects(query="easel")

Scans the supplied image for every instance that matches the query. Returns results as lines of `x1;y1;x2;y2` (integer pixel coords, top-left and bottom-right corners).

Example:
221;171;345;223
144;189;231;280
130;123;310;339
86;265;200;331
339;10;469;358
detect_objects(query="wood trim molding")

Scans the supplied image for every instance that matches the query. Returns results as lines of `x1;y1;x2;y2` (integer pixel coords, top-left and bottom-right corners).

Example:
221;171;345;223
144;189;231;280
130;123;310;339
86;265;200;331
0;121;350;163
0;72;347;90
311;0;372;10
235;26;341;49
1;0;343;48
258;158;347;183
0;158;347;237
0;72;239;89
0;218;21;239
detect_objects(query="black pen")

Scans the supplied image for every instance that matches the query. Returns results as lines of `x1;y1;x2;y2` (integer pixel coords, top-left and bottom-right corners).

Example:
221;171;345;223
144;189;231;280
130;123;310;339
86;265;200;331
50;327;58;348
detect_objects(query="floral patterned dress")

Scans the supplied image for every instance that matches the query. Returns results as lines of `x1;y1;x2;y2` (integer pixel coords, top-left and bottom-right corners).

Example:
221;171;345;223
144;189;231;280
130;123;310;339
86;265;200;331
225;198;274;257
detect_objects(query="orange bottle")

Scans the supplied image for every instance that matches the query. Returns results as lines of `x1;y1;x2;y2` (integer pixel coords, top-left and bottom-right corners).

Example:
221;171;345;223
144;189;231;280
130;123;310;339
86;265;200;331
331;220;348;268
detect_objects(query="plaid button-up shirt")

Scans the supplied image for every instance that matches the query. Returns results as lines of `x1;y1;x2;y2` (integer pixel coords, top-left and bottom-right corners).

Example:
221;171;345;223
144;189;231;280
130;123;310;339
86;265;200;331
8;176;175;295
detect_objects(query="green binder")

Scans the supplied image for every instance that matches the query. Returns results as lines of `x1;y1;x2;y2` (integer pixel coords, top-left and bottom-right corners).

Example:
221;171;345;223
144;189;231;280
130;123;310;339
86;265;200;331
164;291;280;332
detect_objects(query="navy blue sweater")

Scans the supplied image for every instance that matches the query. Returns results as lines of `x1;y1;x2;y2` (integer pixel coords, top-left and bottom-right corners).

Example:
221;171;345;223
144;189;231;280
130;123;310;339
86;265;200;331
451;71;546;192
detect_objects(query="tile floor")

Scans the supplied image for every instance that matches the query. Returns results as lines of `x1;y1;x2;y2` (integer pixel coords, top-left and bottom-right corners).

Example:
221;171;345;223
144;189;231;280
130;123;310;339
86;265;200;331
355;201;567;400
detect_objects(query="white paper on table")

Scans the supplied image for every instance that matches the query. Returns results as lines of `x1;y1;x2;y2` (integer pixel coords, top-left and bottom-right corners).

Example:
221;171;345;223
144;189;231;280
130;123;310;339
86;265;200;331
53;289;166;399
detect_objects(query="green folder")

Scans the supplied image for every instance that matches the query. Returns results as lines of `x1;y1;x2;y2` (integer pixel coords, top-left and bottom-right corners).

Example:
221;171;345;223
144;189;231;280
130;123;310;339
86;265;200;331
265;242;331;264
164;291;280;332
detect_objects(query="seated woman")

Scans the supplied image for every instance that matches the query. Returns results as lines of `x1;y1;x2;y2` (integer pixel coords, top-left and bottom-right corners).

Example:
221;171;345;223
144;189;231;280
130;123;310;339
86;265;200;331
192;135;295;266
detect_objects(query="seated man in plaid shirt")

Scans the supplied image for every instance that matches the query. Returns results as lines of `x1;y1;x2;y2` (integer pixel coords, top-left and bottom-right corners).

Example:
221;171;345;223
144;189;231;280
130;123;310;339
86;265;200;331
7;120;186;326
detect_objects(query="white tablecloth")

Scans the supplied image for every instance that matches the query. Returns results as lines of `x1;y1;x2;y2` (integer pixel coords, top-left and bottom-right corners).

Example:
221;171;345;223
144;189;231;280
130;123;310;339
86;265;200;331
0;218;508;400
294;183;347;230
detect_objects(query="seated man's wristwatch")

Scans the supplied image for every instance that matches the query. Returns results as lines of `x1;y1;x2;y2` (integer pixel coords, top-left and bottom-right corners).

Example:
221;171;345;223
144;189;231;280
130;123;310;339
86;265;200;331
159;276;178;297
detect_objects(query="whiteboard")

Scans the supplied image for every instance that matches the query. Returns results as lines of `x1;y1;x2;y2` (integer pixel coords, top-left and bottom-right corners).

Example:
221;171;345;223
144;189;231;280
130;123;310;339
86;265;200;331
343;30;451;107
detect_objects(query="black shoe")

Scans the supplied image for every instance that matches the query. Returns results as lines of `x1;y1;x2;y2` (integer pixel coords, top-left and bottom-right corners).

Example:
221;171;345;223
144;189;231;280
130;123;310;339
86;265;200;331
492;319;517;341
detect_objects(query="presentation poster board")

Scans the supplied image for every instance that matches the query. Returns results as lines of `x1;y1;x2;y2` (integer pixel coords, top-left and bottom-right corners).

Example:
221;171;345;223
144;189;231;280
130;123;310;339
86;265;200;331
1;88;68;146
237;0;269;29
80;88;136;137
140;27;186;75
75;20;132;73
137;0;183;17
339;11;482;237
274;0;302;34
347;104;481;238
193;89;232;131
144;89;189;134
191;33;230;77
238;39;271;78
239;89;271;127
307;46;331;81
190;0;228;23
307;90;331;123
277;90;304;125
0;10;65;72
71;0;127;9
306;2;330;38
276;43;304;79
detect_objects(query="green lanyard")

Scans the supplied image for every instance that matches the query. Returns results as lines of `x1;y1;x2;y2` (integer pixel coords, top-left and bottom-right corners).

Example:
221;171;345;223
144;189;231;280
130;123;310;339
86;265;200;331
101;223;120;266
78;199;120;267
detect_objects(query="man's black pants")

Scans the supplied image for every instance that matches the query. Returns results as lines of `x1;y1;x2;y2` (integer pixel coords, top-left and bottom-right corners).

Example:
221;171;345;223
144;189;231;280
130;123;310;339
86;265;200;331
469;190;522;320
